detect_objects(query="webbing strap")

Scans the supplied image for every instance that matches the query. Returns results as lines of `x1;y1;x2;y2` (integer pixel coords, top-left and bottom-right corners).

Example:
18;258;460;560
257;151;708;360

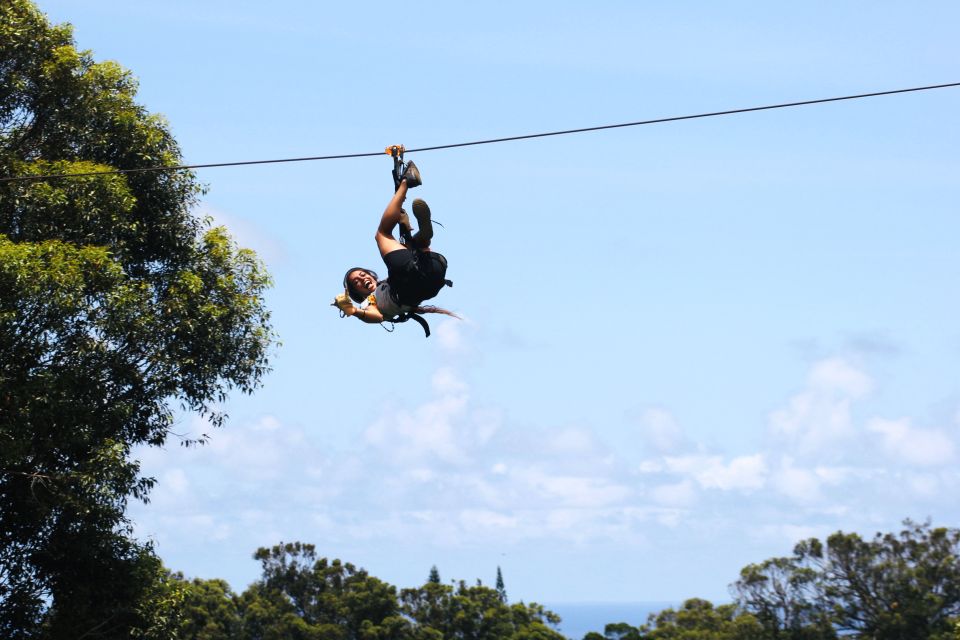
390;312;431;338
407;313;431;338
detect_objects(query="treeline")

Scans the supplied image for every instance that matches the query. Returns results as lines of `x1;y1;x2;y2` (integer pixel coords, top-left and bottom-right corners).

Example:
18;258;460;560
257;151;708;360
170;521;960;640
586;520;960;640
172;542;562;640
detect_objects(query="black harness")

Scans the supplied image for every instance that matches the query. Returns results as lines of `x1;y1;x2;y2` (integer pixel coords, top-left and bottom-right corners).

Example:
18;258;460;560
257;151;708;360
385;262;453;338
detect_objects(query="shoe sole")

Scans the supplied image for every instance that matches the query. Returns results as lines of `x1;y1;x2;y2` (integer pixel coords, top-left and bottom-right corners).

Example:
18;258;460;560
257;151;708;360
412;198;431;225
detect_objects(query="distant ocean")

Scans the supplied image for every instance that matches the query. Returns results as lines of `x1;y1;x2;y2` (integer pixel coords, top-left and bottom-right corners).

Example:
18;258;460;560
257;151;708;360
543;602;678;640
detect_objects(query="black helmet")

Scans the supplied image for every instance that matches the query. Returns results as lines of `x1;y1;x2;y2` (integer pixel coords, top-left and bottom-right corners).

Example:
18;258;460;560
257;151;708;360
343;267;379;303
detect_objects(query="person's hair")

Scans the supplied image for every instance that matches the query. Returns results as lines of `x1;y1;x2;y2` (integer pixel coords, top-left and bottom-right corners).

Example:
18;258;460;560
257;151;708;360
343;267;378;303
414;305;460;319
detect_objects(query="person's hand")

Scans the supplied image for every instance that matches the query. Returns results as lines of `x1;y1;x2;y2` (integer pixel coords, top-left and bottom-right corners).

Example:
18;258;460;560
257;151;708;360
332;289;355;315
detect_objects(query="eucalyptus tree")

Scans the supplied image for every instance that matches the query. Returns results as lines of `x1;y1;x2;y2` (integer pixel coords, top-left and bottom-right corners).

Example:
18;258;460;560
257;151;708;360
735;520;960;639
0;1;275;636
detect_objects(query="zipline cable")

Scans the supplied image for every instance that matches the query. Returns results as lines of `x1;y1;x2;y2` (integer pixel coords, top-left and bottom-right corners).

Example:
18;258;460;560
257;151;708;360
406;82;960;153
2;81;958;184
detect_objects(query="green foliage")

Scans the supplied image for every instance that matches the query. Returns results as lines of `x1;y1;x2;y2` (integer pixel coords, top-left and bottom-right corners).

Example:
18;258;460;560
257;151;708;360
735;520;960;639
168;522;960;640
238;543;410;640
0;0;275;636
803;520;960;639
495;567;507;603
170;543;566;640
601;621;642;640
175;576;241;640
400;579;562;640
640;599;765;640
578;600;764;640
735;554;836;638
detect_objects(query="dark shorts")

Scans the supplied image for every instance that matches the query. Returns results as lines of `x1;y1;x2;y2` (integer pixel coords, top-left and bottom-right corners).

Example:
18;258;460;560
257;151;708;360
382;249;449;306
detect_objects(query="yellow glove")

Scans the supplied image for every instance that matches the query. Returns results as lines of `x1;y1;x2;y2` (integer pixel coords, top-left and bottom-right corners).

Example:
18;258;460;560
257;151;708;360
333;289;355;315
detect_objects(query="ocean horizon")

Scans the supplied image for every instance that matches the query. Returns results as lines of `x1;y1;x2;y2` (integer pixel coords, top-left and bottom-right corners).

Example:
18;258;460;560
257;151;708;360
543;601;679;640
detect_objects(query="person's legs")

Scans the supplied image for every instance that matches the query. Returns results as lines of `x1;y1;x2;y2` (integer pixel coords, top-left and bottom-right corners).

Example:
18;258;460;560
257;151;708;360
397;209;413;242
376;181;409;258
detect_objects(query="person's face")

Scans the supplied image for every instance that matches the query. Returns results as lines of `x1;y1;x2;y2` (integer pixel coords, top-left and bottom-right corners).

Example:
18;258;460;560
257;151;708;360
348;270;376;295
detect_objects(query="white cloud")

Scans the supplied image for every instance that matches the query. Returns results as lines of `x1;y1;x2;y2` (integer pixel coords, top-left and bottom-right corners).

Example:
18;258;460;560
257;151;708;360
867;418;956;466
184;514;232;542
514;468;631;508
129;351;960;595
253;415;282;431
649;479;697;507
808;358;873;396
432;366;468;395
546;427;601;455
435;318;467;353
768;357;872;456
662;454;767;491
637;408;686;454
364;393;469;464
772;457;823;503
459;509;519;532
201;414;312;480
638;459;664;473
699;455;767;491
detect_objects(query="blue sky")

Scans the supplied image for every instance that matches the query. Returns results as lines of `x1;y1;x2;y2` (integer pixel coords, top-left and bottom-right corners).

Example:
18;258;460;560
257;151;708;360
37;1;960;604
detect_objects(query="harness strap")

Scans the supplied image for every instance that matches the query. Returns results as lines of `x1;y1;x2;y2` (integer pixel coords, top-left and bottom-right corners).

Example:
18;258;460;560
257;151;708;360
407;313;431;338
390;312;431;338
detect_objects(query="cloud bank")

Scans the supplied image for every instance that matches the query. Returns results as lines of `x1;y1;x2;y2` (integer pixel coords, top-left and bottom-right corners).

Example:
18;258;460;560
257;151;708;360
131;321;960;595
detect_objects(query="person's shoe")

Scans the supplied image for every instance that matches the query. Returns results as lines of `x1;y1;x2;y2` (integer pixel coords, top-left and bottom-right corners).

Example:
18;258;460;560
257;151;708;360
411;198;433;246
401;161;422;188
412;198;431;225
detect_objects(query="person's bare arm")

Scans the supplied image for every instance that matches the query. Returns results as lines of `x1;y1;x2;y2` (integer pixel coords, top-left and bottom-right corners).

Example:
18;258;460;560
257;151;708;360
350;303;384;324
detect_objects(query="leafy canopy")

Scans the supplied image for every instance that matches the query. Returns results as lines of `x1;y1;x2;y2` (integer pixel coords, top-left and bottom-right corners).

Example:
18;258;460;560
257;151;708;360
0;1;275;636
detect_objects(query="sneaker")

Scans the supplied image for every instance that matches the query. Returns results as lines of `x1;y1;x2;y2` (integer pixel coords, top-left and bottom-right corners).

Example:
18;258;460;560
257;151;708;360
411;198;433;247
401;161;422;188
411;198;431;227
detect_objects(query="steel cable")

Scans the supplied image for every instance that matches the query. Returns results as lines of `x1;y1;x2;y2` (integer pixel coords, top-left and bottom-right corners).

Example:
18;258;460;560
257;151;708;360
2;82;958;184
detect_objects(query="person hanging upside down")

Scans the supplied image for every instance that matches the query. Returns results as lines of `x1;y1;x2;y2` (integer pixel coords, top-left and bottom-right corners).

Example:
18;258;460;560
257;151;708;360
333;162;456;337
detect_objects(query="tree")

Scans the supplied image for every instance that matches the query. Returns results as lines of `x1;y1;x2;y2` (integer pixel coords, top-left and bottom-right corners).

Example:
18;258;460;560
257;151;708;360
505;601;564;640
599;621;642;640
428;566;441;585
175;576;242;640
735;520;960;639
800;521;960;639
640;599;765;640
400;581;456;639
240;543;411;640
400;579;563;640
495;567;507;603
0;1;274;635
735;556;835;638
